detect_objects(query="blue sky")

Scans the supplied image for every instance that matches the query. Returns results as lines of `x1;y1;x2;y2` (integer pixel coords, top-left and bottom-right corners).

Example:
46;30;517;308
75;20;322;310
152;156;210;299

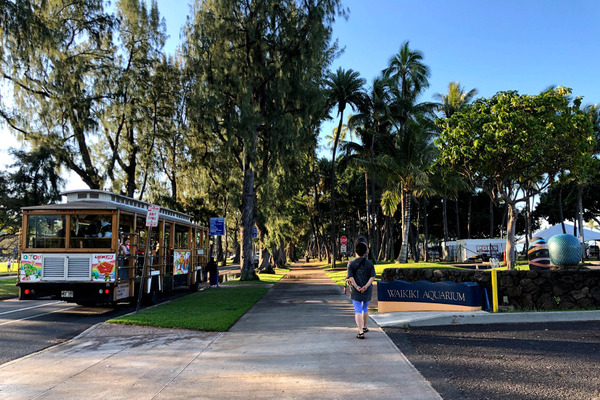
329;0;599;102
156;0;600;154
3;0;599;187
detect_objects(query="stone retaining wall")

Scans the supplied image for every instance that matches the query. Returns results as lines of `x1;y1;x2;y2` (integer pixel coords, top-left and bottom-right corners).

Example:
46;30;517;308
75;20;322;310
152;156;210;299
381;268;600;310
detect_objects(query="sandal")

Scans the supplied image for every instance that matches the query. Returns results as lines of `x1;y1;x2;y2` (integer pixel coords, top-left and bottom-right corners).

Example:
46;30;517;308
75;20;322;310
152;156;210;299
363;327;369;333
356;332;365;339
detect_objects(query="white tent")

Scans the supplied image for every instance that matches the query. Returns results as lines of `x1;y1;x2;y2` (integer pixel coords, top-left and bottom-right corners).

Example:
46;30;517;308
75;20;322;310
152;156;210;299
521;222;600;243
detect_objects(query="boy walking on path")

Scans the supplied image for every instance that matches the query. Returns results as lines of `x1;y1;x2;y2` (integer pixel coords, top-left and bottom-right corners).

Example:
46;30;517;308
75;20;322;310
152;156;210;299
346;236;376;339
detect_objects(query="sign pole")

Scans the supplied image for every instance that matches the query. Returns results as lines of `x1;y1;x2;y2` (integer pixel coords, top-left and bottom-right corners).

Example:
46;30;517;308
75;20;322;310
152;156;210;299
135;225;152;314
340;236;348;257
137;205;160;314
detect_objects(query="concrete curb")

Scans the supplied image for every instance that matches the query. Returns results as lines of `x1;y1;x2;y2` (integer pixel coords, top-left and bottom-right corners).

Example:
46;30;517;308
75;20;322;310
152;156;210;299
372;310;600;328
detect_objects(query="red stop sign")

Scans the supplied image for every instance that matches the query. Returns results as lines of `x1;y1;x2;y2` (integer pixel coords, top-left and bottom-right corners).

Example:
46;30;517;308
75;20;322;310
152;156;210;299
340;236;348;245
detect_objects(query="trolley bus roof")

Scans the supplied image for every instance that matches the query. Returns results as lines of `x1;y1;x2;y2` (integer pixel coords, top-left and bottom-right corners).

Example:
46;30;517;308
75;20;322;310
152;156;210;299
22;190;204;228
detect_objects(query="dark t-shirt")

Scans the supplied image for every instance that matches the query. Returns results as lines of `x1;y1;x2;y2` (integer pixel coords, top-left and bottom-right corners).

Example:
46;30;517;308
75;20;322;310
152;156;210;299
347;257;376;302
207;260;218;274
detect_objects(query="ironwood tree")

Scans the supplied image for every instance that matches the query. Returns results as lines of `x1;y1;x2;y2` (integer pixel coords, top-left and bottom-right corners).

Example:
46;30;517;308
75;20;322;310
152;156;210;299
0;0;114;189
182;0;344;280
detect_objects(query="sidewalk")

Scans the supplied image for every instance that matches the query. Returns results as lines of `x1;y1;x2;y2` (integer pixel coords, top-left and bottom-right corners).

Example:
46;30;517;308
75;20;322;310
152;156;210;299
0;264;441;400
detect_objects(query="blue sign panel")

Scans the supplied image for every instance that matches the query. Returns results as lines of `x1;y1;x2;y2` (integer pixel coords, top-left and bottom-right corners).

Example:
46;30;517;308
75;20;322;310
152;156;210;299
253;226;257;238
378;280;481;307
210;217;225;236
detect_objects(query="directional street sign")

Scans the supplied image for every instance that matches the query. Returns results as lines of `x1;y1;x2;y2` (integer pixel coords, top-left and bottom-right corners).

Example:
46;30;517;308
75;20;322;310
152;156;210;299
210;217;225;236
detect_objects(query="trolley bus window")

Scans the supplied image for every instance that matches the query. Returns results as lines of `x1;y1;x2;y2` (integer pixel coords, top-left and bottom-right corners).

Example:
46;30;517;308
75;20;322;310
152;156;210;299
119;214;134;242
174;225;189;249
136;216;147;247
163;223;172;270
69;214;113;249
27;215;66;248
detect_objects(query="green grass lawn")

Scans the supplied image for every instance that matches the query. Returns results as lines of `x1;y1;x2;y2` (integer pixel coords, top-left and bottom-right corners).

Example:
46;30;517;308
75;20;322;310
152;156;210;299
0;278;18;297
108;268;290;331
109;285;270;331
0;262;19;276
221;267;289;285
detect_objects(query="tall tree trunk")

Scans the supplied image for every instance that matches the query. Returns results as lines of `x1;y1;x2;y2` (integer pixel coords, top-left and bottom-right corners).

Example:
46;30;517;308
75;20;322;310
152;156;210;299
489;197;494;238
241;155;258;280
221;196;228;266
381;215;393;261
233;220;240;264
423;198;429;262
389;215;395;261
330;110;344;268
454;198;461;240
559;184;566;233
467;195;472;239
260;246;274;273
69;117;102;189
217;236;223;265
313;181;327;262
370;133;379;261
505;201;519;270
524;187;531;255
414;204;421;262
409;223;418;262
311;219;320;260
578;183;585;260
364;171;371;259
501;204;508;239
397;189;411;263
376;208;383;260
443;196;449;242
377;220;387;260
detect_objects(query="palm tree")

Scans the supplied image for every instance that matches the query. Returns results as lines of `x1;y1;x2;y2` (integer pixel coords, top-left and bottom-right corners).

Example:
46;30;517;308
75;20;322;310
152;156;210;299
433;81;478;240
383;41;430;102
342;77;395;261
380;43;436;263
325;114;355;149
433;81;478;119
378;115;438;263
324;68;366;267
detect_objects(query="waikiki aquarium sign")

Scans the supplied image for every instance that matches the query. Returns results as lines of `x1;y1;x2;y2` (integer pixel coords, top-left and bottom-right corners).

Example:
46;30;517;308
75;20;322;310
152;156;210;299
377;280;482;312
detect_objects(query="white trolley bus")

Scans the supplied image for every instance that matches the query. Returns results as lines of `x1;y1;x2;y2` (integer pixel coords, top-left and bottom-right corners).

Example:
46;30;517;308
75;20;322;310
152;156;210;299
17;190;209;305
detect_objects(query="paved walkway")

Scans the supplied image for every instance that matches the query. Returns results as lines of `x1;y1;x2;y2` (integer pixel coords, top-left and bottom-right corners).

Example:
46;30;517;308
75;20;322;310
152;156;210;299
0;263;440;399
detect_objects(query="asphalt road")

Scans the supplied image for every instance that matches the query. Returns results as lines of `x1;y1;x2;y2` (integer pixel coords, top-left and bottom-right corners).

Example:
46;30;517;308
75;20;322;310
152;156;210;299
0;288;192;365
0;299;135;365
385;321;600;400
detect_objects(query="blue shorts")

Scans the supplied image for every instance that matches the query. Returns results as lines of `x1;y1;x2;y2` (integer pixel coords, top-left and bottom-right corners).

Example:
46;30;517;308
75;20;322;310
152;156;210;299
352;300;369;313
